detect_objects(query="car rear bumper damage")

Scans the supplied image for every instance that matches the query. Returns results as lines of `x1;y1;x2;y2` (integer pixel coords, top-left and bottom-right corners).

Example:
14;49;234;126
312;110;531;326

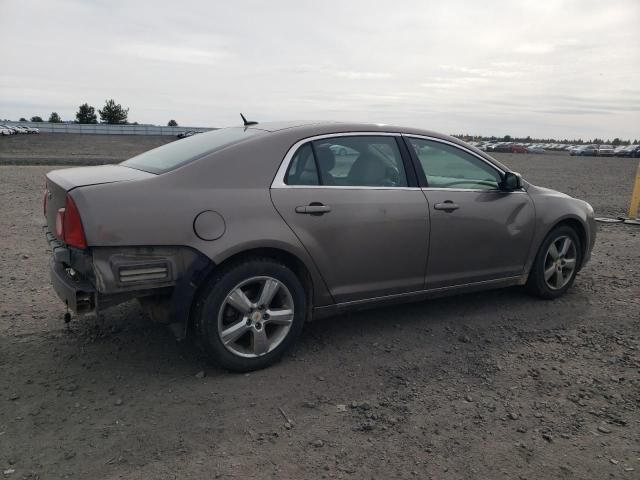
45;226;97;314
44;227;215;338
49;258;96;314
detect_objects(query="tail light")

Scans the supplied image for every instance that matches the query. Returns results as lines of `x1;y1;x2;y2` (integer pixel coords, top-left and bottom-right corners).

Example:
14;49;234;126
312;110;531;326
55;195;87;249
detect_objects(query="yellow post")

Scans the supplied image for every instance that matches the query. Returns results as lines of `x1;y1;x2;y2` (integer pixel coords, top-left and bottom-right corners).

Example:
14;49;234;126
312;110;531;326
629;159;640;219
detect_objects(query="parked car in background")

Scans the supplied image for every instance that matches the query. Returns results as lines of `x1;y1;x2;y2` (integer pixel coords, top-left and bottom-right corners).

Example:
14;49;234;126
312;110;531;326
613;146;627;155
527;145;545;154
43;120;596;371
177;131;196;139
623;145;640;158
493;143;513;153
1;126;13;136
510;144;528;153
597;145;615;157
614;145;639;157
0;124;18;134
570;145;598;156
21;125;40;134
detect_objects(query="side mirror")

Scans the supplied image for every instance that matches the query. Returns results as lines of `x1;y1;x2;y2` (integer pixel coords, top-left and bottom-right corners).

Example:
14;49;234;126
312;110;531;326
500;171;522;191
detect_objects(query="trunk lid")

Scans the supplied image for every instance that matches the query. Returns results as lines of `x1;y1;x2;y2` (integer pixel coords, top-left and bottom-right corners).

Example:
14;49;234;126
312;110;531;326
45;165;155;235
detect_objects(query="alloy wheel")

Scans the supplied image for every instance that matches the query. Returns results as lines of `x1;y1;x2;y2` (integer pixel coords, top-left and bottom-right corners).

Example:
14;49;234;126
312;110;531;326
217;276;294;358
543;236;577;290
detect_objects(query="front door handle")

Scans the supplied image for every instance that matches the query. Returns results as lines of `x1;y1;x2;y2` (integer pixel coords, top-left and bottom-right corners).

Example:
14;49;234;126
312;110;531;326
295;203;331;215
434;201;460;212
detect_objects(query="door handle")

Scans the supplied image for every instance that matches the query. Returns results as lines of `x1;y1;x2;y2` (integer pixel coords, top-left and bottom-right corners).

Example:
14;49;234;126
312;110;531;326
295;203;331;215
434;201;460;212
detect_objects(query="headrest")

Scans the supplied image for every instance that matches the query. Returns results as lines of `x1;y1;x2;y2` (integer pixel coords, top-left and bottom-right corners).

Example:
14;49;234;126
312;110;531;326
315;146;335;172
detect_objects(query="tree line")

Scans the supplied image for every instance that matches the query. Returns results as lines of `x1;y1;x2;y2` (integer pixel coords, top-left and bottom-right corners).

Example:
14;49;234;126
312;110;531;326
18;99;179;127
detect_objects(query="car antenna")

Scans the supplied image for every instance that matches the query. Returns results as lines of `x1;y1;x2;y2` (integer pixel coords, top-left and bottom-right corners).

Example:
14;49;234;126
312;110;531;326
240;113;258;126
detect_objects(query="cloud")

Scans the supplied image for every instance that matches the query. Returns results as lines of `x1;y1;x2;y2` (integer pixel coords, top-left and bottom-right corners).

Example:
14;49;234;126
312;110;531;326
118;43;232;65
335;71;393;80
0;0;638;139
438;65;525;79
536;109;612;115
515;43;555;54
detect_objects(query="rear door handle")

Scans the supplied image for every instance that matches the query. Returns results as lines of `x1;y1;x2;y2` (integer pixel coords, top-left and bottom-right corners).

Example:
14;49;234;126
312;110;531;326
434;201;460;212
295;203;331;215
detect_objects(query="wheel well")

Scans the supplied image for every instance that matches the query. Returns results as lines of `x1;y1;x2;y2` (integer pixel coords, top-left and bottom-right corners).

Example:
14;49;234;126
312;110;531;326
553;218;587;268
193;248;315;322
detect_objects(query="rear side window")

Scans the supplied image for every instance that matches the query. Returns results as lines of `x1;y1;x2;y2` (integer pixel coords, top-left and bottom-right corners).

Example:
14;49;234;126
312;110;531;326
285;144;319;185
285;135;408;187
122;127;263;173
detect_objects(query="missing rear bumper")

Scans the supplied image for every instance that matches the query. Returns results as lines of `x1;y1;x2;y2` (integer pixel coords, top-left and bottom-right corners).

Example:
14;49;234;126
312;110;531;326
49;260;96;314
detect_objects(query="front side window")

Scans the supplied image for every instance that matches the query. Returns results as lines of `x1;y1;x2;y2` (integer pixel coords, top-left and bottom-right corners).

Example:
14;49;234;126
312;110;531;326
285;135;407;187
408;138;501;190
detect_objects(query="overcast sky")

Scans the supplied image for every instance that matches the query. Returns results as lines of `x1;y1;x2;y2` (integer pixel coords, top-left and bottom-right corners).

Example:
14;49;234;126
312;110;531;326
1;0;638;139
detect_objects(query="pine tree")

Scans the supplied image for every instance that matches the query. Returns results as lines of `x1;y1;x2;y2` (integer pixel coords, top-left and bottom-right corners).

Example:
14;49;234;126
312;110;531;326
76;103;98;124
98;99;129;124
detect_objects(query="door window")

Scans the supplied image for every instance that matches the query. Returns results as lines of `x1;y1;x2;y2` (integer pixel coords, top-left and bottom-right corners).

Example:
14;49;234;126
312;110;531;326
408;138;501;190
286;136;408;187
285;143;319;185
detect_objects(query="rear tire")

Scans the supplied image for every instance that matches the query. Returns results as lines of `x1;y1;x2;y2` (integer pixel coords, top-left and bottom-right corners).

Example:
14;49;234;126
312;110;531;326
526;226;582;299
193;257;306;372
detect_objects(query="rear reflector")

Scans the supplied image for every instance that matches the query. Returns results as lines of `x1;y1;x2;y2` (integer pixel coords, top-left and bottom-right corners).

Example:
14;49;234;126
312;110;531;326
54;195;87;249
55;208;65;239
119;265;169;283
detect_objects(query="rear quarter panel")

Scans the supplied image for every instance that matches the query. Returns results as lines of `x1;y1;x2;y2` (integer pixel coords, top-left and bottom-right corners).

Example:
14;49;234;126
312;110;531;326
69;133;334;306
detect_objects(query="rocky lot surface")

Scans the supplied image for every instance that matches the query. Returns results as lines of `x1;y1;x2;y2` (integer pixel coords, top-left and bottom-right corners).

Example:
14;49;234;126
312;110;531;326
0;134;172;165
0;136;638;479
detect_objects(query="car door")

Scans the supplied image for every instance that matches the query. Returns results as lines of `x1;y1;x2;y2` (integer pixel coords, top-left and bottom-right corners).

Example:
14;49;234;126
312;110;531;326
270;133;429;304
405;136;535;290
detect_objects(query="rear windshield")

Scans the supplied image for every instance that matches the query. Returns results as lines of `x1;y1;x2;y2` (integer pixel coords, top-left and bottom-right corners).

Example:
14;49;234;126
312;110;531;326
121;127;263;173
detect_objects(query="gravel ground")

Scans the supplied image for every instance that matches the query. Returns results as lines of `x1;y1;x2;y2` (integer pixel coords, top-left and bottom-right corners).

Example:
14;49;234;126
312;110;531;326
0;137;638;479
0;134;173;165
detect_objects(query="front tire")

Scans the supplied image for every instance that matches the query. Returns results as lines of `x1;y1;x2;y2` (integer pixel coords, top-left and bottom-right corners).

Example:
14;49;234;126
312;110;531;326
193;258;306;372
526;226;582;299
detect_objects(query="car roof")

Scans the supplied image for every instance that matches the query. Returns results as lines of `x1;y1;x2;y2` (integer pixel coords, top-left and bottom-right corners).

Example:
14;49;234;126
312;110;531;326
247;120;462;142
242;120;511;172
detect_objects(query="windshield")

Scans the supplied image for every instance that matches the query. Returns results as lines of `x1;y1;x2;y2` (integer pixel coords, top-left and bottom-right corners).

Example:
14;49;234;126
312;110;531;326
122;127;264;173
